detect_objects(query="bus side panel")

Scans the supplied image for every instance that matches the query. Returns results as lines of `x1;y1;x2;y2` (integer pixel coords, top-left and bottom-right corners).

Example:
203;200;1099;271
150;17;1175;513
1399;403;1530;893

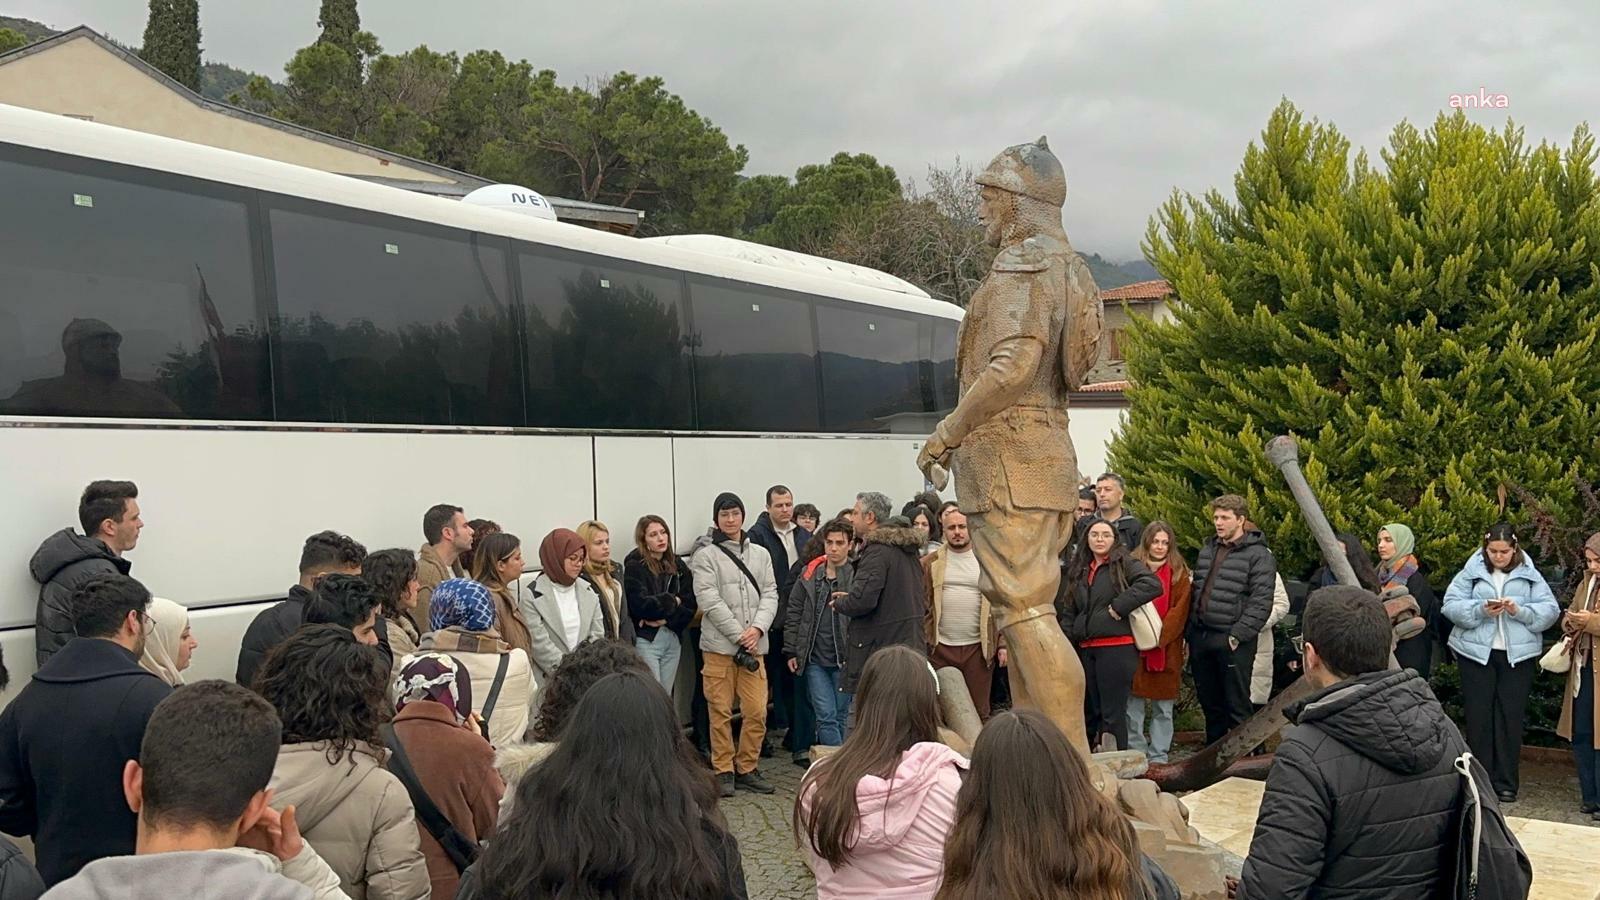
0;427;596;628
669;436;925;543
593;436;676;550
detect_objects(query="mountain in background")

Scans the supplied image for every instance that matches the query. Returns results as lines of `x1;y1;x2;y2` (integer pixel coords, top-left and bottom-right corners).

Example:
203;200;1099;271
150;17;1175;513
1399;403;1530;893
1083;253;1160;289
1;14;269;101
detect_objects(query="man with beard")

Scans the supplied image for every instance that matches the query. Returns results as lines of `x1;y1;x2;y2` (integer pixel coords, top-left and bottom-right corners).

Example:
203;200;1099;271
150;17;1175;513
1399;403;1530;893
0;574;172;885
922;506;1002;719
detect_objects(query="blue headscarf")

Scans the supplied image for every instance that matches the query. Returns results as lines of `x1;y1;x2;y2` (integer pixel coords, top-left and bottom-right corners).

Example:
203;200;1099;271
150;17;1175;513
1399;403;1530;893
430;578;496;632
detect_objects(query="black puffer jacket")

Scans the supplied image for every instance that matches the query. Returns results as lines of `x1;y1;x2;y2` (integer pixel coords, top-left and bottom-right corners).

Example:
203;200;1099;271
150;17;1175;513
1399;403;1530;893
234;585;311;687
1237;669;1469;900
1189;530;1277;643
1057;555;1162;643
29;530;129;666
834;525;926;692
622;549;697;642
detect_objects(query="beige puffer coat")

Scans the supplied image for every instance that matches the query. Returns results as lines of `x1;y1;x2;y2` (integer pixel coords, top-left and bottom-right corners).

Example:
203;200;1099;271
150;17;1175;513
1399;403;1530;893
267;741;430;900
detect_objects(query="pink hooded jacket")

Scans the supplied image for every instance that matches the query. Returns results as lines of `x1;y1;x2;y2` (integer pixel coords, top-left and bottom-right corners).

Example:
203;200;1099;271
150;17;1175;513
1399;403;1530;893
802;741;968;899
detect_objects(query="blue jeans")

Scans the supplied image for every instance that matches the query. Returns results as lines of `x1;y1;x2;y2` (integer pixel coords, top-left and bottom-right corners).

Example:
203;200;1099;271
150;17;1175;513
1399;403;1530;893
1127;696;1175;764
803;663;853;747
635;628;682;696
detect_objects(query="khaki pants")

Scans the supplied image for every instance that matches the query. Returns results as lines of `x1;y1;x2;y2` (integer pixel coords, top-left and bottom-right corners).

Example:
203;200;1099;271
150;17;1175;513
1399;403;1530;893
703;651;768;775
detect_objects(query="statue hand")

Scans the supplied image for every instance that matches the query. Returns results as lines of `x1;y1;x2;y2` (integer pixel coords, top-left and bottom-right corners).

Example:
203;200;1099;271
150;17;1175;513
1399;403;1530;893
917;428;952;485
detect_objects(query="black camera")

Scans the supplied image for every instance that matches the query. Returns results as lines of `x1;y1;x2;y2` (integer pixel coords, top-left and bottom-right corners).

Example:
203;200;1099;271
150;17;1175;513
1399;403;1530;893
732;646;762;672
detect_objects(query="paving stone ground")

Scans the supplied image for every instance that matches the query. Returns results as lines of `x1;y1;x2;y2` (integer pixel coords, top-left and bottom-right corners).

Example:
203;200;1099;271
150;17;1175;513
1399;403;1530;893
722;748;815;900
720;737;1596;900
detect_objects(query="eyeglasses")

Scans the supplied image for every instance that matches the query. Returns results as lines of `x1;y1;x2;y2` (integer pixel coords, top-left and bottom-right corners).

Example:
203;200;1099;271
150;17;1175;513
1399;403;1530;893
1291;635;1306;656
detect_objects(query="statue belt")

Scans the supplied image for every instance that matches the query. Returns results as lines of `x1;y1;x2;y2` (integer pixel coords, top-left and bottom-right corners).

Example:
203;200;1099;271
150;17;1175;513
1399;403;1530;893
974;406;1068;432
994;604;1058;631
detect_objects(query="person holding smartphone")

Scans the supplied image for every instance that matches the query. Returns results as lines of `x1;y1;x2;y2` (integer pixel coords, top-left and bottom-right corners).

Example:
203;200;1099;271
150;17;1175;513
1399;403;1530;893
1442;523;1561;803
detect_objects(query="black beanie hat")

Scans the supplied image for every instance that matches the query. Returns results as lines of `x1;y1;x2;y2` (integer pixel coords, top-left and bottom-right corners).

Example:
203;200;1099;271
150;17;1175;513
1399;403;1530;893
713;491;745;523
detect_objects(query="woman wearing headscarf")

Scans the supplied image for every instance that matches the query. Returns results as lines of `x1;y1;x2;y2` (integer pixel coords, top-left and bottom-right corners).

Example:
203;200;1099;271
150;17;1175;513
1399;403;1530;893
523;529;607;687
139;596;198;687
388;653;505;899
417;578;533;747
1557;533;1600;821
1376;523;1439;677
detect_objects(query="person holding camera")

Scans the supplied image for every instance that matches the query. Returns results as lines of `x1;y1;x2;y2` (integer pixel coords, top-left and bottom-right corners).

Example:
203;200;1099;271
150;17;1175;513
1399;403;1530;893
690;492;779;798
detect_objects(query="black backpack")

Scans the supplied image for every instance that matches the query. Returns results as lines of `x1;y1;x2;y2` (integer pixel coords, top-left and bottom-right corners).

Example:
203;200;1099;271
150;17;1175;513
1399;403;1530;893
1447;751;1533;900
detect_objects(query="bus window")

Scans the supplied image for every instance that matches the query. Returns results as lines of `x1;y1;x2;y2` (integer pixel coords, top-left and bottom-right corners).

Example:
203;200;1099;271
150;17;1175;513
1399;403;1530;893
0;154;267;420
817;303;925;433
688;278;821;433
931;319;959;414
518;246;693;429
267;206;522;426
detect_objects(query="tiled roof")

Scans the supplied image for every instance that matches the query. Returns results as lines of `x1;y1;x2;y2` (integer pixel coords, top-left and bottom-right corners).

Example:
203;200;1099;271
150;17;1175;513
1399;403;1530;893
1098;279;1173;302
1078;380;1129;393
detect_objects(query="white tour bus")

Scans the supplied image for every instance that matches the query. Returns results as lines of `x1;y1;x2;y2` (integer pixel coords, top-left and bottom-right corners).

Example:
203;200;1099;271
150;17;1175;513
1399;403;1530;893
0;103;968;695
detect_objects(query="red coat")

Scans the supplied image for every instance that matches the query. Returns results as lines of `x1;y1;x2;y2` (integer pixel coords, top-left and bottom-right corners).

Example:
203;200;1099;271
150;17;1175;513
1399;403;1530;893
1131;565;1191;701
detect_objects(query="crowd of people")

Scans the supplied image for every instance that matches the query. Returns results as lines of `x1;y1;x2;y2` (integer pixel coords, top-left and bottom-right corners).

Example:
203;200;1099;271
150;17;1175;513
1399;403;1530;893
0;474;1594;898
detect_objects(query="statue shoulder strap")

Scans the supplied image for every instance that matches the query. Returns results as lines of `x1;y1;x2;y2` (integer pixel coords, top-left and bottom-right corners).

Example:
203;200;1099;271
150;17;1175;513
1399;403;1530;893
992;238;1049;273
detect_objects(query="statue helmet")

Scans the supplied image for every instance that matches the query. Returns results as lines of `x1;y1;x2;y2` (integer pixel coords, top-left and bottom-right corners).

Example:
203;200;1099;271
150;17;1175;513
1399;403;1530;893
975;136;1066;207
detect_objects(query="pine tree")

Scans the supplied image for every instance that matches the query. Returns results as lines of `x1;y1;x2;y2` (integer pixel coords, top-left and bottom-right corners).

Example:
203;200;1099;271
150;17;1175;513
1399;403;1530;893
1110;100;1600;578
316;0;361;56
140;0;201;92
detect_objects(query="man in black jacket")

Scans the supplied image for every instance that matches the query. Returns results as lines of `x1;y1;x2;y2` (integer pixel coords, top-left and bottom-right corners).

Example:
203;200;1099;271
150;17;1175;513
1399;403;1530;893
30;480;143;666
0;573;173;885
745;485;813;757
234;530;366;687
1188;493;1276;743
1239;585;1481;899
835;492;927;693
1092;472;1143;552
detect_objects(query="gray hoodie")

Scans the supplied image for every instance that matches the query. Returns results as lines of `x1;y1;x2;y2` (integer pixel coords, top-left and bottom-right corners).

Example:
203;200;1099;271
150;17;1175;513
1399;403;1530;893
40;846;347;900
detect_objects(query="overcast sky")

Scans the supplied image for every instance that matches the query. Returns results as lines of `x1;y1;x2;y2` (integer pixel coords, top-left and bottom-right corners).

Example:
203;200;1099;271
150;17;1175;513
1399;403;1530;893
11;0;1597;260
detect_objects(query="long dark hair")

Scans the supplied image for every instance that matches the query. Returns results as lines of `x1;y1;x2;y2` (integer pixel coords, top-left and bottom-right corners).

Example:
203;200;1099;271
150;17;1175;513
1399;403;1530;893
1481;522;1526;574
253;624;388;766
795;645;942;866
1066;519;1132;586
1332;531;1382;592
634;514;679;577
937;710;1148;900
469;532;521;588
458;518;501;575
361;548;417;621
475;671;728;899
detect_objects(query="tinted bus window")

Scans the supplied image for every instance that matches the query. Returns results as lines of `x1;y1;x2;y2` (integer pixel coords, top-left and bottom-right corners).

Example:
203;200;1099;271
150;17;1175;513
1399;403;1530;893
519;247;693;429
932;319;959;413
0;154;267;419
268;206;522;426
689;279;820;432
817;304;926;433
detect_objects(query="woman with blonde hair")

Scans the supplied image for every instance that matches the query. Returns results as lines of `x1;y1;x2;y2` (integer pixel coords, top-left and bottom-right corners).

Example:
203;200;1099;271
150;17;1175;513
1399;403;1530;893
1127;521;1191;764
577;520;634;642
139;596;198;687
936;709;1177;900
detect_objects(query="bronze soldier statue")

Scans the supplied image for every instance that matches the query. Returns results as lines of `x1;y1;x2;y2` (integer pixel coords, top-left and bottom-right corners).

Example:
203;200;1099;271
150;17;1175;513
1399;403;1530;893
917;137;1104;758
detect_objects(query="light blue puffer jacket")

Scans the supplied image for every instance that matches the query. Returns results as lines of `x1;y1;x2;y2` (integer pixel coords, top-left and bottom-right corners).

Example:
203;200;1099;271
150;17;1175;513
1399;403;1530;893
1441;549;1560;665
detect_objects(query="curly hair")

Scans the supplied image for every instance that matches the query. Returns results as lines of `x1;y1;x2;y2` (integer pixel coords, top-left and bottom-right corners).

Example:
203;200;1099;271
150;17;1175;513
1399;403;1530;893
361;548;418;621
253;624;388;765
530;638;649;742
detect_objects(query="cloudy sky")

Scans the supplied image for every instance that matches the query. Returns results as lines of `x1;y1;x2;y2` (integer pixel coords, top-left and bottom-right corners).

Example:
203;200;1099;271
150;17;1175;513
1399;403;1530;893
11;0;1597;259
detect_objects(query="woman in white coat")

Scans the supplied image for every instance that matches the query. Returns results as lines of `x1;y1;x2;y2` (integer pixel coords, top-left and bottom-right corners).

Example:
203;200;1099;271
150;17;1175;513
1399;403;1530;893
1249;573;1290;707
523;528;607;688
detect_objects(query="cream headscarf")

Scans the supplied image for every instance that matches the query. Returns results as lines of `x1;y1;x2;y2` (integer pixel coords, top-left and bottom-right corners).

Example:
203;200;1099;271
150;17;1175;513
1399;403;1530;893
140;597;191;687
